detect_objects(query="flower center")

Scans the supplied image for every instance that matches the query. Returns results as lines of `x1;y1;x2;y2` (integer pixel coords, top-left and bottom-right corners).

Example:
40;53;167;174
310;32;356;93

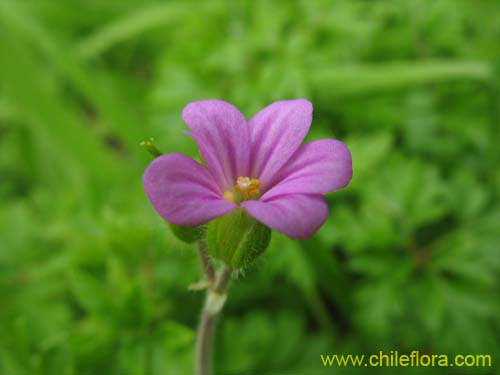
223;176;261;203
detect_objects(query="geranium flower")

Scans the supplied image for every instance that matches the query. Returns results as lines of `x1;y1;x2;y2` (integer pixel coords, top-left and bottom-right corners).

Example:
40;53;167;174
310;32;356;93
143;99;352;239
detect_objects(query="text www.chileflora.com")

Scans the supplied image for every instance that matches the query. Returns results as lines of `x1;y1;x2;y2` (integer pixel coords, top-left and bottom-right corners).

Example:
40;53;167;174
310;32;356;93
321;351;492;368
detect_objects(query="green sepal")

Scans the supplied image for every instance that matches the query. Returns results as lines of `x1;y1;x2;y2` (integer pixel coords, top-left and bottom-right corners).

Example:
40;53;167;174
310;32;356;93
168;223;206;243
207;208;271;269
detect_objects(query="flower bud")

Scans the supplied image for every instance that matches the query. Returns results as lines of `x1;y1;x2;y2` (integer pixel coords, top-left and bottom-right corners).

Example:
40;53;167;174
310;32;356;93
207;208;271;269
168;223;206;243
140;137;162;158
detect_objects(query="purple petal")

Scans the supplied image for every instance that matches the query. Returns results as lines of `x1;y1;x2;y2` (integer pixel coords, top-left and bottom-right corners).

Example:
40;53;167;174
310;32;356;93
182;100;250;189
143;153;237;226
263;139;352;200
241;194;328;239
249;99;312;187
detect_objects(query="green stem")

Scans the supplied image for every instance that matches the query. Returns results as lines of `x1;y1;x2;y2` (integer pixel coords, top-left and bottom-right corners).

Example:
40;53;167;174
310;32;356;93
198;240;215;284
195;265;232;375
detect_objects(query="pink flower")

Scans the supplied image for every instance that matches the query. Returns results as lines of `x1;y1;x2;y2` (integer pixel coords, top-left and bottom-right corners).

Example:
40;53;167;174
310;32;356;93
143;99;352;239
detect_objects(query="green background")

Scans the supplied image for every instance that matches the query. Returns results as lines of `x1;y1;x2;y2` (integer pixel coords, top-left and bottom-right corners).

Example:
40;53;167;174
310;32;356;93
1;0;499;374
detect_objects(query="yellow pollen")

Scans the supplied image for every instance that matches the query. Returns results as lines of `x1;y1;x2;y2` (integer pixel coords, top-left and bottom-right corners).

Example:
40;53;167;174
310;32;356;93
234;176;261;200
223;176;261;203
223;191;235;202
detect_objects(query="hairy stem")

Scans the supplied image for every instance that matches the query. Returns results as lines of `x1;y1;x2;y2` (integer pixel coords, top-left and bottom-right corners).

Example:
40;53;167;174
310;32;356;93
198;240;215;284
195;265;232;375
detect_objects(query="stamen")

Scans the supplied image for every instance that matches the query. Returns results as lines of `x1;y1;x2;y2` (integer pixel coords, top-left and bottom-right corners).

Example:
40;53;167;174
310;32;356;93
223;176;261;203
234;176;261;200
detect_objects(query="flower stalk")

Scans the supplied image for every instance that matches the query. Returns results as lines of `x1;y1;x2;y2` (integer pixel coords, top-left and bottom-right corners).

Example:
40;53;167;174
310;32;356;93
195;265;232;375
198;240;215;284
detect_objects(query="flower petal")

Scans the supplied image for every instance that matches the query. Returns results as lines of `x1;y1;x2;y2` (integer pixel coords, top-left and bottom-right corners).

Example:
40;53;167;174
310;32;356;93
182;100;250;188
143;153;237;226
249;99;312;187
263;139;352;200
241;194;328;239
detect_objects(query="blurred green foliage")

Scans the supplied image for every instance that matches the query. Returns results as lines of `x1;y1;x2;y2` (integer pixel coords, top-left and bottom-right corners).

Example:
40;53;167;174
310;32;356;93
1;0;499;374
